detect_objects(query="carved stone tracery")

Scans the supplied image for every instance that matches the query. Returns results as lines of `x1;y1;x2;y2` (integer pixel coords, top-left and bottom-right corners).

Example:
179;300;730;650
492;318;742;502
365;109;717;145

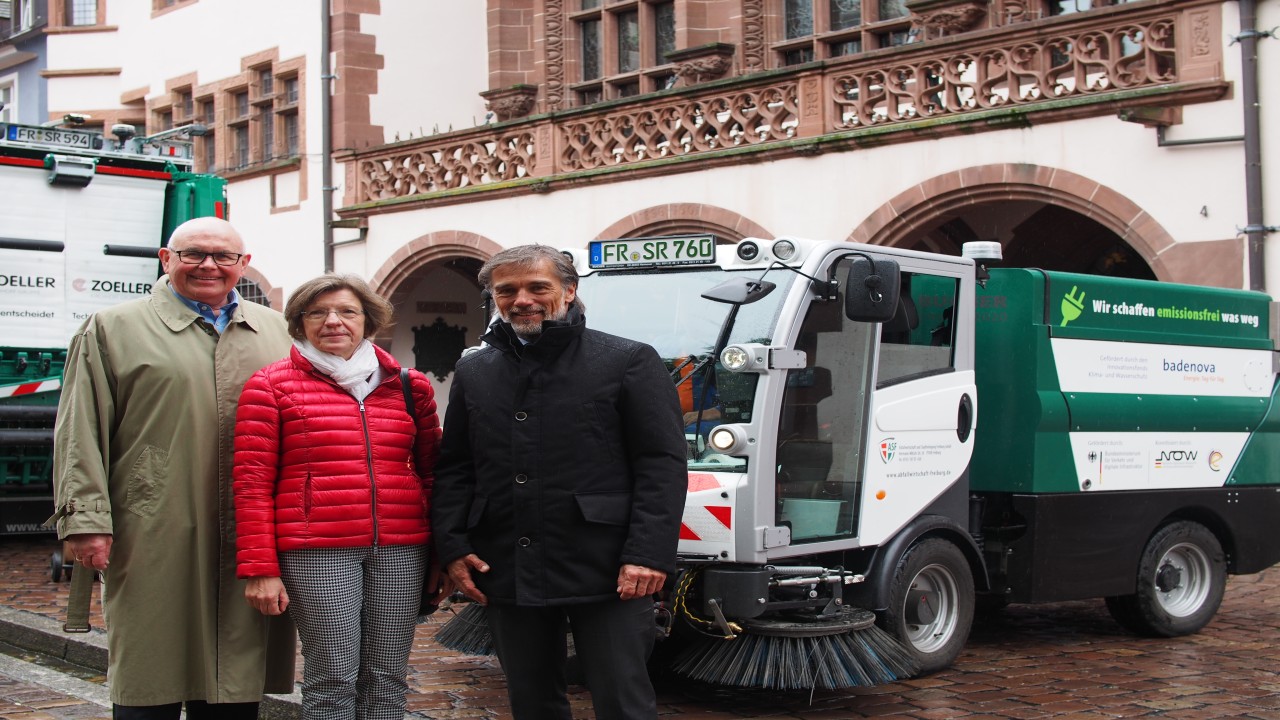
741;0;765;72
350;8;1204;206
544;0;565;111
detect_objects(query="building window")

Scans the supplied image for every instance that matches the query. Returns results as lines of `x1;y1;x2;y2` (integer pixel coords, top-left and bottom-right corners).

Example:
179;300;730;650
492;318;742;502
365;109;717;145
233;124;249;169
282;112;298;157
831;0;861;29
572;1;681;106
258;107;273;161
878;0;906;20
2;0;39;36
200;133;217;172
0;79;13;123
654;2;675;65
235;278;270;307
282;76;299;105
204;59;303;176
176;90;193;121
617;10;639;74
785;0;814;39
65;0;96;25
777;0;914;64
580;18;601;81
153;109;173;133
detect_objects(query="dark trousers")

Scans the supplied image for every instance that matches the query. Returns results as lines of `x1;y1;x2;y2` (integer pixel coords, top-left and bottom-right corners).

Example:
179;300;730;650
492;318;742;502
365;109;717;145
112;701;259;720
486;598;657;720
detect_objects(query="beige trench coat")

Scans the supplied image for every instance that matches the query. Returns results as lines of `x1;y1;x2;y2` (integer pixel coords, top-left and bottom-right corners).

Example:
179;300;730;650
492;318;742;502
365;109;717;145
51;277;296;705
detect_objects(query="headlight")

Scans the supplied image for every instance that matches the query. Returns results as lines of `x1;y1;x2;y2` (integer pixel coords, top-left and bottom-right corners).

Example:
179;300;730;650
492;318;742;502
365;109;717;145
709;427;737;451
736;240;759;262
772;240;797;262
721;345;751;371
707;425;751;455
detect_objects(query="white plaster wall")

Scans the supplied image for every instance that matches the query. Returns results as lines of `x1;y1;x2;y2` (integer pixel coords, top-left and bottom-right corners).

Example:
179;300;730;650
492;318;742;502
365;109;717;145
363;4;489;142
44;75;119;111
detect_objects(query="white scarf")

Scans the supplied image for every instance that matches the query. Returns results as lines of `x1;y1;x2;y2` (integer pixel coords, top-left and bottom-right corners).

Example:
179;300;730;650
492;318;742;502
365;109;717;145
295;338;382;401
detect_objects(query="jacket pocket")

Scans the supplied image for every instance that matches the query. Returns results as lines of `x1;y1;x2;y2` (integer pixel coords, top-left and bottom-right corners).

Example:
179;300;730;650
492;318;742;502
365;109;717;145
125;445;167;517
575;491;632;526
465;496;488;530
303;472;313;518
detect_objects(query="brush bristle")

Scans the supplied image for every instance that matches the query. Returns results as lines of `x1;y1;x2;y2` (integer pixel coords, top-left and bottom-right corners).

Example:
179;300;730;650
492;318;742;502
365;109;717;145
671;625;919;690
433;603;494;655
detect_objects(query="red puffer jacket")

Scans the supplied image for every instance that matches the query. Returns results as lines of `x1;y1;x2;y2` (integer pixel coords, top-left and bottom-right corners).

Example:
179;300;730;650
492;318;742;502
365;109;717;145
233;344;441;578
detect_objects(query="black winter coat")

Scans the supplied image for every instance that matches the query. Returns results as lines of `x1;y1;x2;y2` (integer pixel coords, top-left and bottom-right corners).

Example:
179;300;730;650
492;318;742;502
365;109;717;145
432;308;688;606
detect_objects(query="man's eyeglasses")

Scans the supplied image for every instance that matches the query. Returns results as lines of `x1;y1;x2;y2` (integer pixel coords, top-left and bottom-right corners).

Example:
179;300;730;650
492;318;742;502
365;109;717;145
301;308;364;322
171;250;245;266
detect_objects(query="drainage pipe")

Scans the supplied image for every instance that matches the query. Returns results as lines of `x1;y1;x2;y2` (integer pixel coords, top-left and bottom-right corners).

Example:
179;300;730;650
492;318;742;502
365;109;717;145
1239;0;1265;291
321;1;334;273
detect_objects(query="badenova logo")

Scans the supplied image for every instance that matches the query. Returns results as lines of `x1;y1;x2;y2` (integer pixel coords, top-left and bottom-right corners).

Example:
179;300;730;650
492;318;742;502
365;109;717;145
1163;359;1217;374
879;438;897;463
1208;450;1223;472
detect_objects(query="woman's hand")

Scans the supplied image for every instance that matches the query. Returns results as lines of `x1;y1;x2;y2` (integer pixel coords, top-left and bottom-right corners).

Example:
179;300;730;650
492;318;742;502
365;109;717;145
245;576;289;616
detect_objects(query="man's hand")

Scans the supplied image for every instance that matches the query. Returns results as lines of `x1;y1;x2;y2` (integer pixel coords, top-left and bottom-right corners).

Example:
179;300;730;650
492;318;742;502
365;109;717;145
447;554;490;605
617;563;666;600
245;577;289;616
67;534;112;571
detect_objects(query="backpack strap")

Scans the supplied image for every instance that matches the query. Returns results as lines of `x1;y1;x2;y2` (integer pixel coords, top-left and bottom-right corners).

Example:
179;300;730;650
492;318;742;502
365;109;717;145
400;367;415;421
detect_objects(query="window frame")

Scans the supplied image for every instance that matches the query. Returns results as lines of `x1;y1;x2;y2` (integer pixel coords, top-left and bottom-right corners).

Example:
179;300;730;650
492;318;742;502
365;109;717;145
774;0;914;66
569;0;678;107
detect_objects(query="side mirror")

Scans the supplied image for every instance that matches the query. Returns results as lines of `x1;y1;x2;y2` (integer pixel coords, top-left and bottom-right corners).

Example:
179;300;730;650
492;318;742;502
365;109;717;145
844;256;901;322
701;277;777;305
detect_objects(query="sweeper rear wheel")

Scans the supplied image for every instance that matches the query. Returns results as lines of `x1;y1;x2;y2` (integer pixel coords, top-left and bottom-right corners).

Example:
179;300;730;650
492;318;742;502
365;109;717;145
879;538;974;675
1104;520;1225;638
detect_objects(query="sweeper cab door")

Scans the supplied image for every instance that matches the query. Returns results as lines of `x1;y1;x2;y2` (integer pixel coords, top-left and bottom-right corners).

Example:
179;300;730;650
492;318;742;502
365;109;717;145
769;251;977;556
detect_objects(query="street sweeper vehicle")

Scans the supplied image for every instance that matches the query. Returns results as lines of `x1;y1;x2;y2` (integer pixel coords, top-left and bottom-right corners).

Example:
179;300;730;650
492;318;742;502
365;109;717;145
0;120;226;549
437;233;1280;692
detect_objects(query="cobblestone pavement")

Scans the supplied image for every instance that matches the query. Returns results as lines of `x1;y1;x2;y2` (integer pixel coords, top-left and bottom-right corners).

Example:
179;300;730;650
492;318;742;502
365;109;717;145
2;535;1279;719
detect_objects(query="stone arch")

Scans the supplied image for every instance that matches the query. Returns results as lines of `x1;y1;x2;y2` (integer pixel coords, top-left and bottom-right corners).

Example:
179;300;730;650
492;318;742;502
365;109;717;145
369;230;505;299
239;266;283;309
851;164;1178;281
595;203;773;242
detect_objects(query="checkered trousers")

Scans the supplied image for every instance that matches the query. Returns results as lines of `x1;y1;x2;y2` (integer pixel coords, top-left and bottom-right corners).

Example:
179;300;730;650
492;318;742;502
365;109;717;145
279;544;426;720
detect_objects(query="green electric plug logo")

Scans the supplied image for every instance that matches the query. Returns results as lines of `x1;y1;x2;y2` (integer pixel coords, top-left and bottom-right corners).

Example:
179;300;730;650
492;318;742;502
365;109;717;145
1061;286;1086;327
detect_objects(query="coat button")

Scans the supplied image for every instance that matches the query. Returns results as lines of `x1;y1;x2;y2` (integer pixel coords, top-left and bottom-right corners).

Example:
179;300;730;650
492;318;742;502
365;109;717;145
515;474;528;484
517;537;532;547
515;411;528;421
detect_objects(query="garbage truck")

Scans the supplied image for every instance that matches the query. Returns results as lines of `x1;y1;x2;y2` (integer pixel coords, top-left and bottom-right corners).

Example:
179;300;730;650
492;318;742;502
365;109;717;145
549;234;1280;690
0;120;226;545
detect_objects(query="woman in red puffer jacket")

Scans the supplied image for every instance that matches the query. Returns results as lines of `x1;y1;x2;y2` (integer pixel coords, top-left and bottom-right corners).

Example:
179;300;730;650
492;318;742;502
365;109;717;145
232;273;444;720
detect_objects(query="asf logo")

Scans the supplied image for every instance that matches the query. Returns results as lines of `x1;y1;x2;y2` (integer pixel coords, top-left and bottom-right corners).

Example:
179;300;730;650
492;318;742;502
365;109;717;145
879;438;897;463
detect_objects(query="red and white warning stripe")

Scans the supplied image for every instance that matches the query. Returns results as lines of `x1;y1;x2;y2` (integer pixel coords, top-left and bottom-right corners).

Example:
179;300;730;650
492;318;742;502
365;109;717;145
680;473;732;542
0;378;61;398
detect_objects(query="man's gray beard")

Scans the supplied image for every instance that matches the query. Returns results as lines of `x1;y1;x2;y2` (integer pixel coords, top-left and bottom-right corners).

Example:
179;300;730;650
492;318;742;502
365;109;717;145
506;305;568;341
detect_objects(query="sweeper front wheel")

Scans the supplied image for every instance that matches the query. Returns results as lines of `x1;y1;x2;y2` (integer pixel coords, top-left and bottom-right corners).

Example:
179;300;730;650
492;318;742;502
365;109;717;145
879;538;974;675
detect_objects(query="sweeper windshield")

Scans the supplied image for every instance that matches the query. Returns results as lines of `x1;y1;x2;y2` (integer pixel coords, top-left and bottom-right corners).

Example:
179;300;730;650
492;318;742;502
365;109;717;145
575;267;797;472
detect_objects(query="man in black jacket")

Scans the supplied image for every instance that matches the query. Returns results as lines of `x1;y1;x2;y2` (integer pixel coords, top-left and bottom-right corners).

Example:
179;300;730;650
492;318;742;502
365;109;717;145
433;244;688;720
